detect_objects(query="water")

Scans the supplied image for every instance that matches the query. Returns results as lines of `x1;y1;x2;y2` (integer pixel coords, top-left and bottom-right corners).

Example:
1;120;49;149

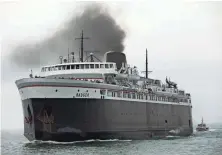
1;129;222;155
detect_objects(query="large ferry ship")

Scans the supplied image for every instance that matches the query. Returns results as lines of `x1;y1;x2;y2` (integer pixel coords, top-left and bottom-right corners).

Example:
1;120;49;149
15;31;193;141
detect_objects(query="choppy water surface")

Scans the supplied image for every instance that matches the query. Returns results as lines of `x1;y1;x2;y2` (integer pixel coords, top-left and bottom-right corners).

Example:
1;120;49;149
1;128;222;155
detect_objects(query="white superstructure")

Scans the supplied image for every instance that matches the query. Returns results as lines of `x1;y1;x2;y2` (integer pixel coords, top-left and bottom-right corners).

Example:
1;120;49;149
23;51;192;107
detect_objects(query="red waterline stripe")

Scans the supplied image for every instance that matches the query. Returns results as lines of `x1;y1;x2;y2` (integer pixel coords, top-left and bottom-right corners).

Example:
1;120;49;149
19;85;141;93
20;85;98;89
49;78;104;80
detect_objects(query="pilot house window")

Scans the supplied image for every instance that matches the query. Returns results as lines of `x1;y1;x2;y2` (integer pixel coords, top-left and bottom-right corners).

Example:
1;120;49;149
105;64;109;68
85;64;89;69
80;64;84;69
62;66;66;70
100;64;104;68
95;64;99;68
90;64;94;69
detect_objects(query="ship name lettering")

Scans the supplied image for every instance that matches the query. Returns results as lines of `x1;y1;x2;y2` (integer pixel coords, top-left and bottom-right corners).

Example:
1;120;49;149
76;93;89;97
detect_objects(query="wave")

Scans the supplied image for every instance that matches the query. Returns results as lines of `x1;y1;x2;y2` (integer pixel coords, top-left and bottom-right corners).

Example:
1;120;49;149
24;139;132;145
209;129;217;132
193;128;217;134
165;135;181;138
163;135;182;140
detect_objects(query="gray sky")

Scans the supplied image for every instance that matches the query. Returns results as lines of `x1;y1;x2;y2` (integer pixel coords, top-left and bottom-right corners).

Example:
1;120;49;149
1;0;222;129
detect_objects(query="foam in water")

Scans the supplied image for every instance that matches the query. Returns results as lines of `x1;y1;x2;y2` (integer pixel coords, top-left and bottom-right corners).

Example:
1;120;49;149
209;129;216;132
24;139;132;145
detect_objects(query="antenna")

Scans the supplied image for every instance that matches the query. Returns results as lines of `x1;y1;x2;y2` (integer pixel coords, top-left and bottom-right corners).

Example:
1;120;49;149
75;30;90;62
68;48;70;63
141;48;152;79
78;47;81;61
146;48;148;79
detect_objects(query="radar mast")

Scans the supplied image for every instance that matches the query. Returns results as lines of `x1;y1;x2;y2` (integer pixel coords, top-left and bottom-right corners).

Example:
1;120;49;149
75;30;90;62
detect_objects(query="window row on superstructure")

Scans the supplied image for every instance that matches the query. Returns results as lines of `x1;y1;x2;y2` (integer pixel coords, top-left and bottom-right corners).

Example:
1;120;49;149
41;63;116;72
155;87;185;95
106;90;190;103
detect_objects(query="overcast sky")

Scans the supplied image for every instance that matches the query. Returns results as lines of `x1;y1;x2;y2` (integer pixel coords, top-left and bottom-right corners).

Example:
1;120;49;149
1;0;222;130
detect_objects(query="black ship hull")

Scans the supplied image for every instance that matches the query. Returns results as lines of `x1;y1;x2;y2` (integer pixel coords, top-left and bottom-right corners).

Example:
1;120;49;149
22;98;193;142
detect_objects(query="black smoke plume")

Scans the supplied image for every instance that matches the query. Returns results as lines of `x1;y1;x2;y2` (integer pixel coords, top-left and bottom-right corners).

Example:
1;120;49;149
10;3;126;67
